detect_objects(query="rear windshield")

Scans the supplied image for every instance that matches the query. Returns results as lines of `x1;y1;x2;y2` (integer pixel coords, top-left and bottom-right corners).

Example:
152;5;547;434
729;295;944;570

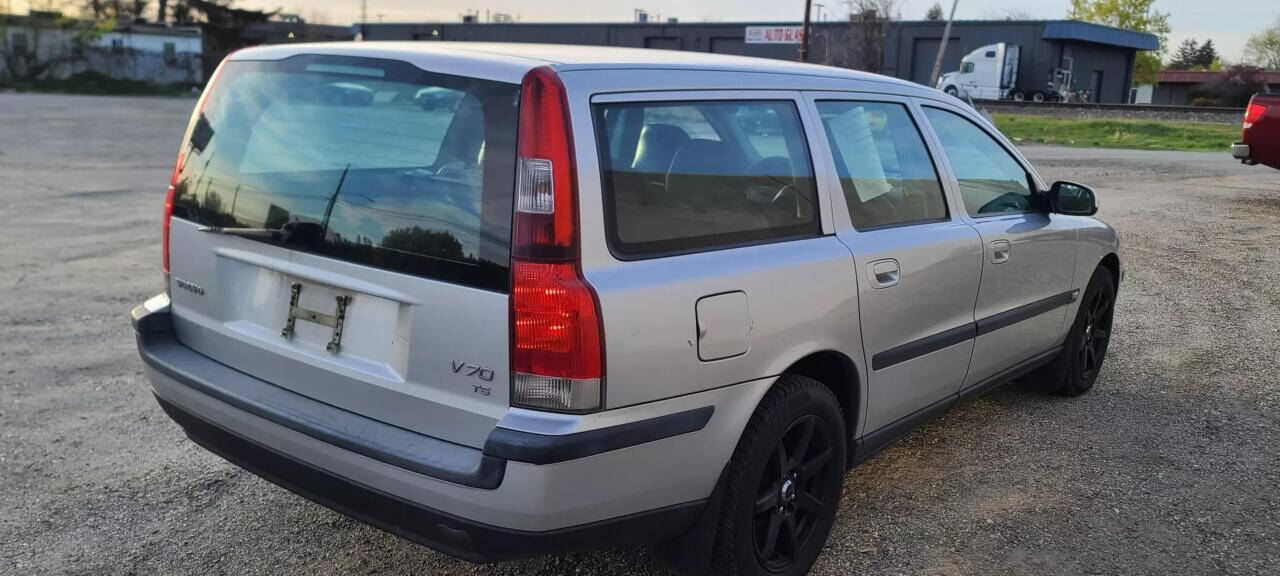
171;55;519;292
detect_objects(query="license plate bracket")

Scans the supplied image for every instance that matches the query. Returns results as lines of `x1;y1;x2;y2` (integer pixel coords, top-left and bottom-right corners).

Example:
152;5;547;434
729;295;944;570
281;282;352;354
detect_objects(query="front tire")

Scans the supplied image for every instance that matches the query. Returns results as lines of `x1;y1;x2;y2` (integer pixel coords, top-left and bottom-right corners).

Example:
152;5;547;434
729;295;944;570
944;86;959;97
710;375;846;576
1033;267;1116;396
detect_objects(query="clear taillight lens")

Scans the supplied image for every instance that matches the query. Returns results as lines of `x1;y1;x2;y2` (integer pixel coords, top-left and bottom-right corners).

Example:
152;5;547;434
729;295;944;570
513;373;601;412
516;157;555;214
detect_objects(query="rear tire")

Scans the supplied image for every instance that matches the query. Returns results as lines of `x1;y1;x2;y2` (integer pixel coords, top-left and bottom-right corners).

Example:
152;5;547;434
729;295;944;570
1032;91;1046;102
1031;267;1115;396
1012;91;1026;102
709;375;846;576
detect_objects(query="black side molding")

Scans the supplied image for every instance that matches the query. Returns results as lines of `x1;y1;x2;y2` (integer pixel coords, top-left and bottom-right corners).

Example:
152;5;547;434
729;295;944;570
957;345;1061;401
485;406;715;465
872;323;976;371
975;290;1076;335
857;341;1067;465
854;395;956;464
871;290;1076;371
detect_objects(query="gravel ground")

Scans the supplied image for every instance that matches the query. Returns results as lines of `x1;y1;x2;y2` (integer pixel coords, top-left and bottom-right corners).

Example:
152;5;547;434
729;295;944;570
2;93;1279;576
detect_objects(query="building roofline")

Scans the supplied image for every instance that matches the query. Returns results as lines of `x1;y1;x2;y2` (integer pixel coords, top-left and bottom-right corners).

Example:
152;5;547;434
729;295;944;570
361;18;1159;50
363;18;1134;27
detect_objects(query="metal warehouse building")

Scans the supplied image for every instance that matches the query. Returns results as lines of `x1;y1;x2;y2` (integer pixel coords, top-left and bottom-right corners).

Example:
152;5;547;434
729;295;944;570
360;19;1157;104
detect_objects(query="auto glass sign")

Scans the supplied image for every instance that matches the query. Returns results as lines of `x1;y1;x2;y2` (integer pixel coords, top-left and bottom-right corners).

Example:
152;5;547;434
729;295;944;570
745;26;805;44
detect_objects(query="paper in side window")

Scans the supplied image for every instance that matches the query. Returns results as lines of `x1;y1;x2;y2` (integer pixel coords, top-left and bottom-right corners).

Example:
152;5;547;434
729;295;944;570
827;106;891;203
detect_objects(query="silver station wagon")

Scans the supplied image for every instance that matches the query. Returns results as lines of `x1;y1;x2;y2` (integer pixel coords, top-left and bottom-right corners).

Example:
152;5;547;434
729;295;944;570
131;43;1123;576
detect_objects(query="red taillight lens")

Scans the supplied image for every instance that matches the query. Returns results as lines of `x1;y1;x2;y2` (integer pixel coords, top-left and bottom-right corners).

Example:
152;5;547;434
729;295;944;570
512;261;602;378
162;150;183;276
510;66;603;412
513;66;578;261
1244;101;1267;129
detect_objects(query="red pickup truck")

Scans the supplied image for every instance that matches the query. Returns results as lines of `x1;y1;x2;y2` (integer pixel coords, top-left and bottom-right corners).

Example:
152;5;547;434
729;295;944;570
1232;93;1280;170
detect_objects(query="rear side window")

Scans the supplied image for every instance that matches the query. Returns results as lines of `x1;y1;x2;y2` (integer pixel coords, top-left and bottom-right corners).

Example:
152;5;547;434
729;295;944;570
171;55;519;291
816;101;948;230
595;100;820;258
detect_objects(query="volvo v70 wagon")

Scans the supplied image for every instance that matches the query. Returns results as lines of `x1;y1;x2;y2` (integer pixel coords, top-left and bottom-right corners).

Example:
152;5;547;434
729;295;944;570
131;43;1122;576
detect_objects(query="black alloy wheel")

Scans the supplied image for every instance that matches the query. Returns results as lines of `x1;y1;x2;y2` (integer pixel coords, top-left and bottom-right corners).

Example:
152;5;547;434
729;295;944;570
752;415;835;572
1077;279;1114;380
709;375;846;576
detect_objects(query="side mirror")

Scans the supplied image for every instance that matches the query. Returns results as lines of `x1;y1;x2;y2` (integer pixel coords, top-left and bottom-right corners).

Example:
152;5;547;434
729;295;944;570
1050;181;1098;216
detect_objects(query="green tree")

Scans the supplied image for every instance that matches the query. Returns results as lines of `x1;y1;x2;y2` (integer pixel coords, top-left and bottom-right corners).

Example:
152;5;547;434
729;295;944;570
1245;18;1280;69
1069;0;1171;85
1168;38;1199;69
1195;39;1217;69
925;2;943;21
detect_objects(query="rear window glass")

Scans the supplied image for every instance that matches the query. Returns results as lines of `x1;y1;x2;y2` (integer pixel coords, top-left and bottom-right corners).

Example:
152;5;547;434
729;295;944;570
816;101;948;230
171;55;519;292
594;100;820;258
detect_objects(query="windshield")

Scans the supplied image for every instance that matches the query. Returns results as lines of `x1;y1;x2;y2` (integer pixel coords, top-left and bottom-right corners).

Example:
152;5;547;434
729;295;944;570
170;55;519;292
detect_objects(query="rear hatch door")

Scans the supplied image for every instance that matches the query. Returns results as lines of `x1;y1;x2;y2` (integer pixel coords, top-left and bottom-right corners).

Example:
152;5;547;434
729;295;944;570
165;54;519;448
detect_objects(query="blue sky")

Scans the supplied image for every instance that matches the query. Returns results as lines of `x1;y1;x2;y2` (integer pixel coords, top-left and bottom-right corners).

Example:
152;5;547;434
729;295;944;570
13;0;1277;62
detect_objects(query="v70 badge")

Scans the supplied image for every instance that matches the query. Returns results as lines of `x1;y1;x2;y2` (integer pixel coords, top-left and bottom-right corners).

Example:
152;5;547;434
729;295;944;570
280;282;352;354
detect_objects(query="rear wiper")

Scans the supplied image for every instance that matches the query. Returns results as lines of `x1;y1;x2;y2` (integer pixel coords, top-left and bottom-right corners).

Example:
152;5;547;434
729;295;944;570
196;226;282;240
197;221;326;246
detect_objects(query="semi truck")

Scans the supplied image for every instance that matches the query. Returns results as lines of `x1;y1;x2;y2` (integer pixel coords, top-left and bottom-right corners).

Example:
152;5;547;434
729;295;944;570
936;42;1074;102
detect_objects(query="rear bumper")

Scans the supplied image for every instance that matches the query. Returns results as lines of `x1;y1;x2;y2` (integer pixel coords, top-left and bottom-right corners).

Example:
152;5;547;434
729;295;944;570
131;295;754;562
1231;142;1252;162
153;393;702;562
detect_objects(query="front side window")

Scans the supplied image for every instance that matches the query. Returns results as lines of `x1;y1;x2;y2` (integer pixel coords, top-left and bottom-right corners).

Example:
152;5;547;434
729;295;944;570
960;62;975;73
817;101;948;230
595;100;819;258
922;107;1035;216
171;55;519;291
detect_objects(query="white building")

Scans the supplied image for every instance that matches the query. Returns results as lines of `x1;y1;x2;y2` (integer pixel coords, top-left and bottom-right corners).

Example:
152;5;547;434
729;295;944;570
1;15;202;84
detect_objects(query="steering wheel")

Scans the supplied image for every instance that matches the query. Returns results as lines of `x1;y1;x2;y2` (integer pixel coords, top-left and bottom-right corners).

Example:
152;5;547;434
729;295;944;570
978;191;1031;214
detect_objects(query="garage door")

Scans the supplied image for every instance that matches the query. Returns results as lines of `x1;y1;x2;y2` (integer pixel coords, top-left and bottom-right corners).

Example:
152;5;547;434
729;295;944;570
910;37;962;85
710;37;745;55
645;37;681;50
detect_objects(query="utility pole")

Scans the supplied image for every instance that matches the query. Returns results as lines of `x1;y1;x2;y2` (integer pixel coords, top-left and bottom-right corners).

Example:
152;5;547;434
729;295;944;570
361;0;368;24
799;0;813;62
928;0;957;88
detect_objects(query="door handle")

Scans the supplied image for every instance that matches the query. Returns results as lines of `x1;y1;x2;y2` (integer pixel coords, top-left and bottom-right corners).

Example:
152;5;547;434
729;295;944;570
990;240;1011;264
869;259;900;289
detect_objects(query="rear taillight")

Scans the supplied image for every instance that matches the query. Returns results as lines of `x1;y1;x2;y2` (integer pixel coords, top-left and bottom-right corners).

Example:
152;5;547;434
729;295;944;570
1244;101;1267;130
510;66;604;413
161;151;183;277
163;58;228;287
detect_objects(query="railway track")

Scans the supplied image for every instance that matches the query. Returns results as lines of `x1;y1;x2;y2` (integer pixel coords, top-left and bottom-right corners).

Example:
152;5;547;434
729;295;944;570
975;98;1244;115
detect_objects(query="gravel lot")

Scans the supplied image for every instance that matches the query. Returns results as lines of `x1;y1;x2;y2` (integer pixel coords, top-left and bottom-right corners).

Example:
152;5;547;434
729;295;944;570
2;93;1279;576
